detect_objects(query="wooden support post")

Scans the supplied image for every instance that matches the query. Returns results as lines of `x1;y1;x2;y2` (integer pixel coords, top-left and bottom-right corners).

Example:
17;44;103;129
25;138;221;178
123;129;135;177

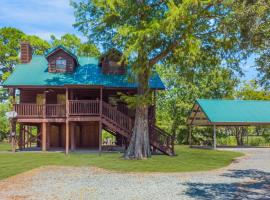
99;121;102;156
23;126;26;149
100;87;103;115
65;88;69;155
189;125;192;147
26;126;29;148
42;122;47;151
10;118;16;153
99;87;103;156
66;120;69;154
43;90;47;118
70;123;75;151
213;124;217;150
11;87;16;105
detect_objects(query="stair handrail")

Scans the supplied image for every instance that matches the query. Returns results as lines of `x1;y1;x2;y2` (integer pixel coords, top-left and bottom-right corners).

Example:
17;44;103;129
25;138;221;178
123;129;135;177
149;124;175;155
102;101;174;155
102;101;133;132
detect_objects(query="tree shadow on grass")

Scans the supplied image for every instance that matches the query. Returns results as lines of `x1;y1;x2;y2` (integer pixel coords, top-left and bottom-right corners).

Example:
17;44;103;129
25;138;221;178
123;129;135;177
184;169;270;200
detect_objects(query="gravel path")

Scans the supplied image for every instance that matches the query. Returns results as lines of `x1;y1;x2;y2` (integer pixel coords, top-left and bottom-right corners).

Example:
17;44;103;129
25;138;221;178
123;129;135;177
0;148;269;200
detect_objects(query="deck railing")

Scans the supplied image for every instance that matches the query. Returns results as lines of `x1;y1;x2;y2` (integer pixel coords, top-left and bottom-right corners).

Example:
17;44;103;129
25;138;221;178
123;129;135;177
14;104;44;118
14;104;66;118
69;100;100;116
46;104;66;117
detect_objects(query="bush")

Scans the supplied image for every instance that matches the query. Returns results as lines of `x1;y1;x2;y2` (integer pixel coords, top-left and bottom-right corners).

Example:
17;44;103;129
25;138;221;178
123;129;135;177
0;103;10;141
248;136;267;146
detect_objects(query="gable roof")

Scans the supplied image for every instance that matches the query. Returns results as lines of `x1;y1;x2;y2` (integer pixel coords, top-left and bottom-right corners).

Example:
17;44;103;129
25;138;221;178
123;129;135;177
45;45;79;65
188;99;270;125
3;55;165;89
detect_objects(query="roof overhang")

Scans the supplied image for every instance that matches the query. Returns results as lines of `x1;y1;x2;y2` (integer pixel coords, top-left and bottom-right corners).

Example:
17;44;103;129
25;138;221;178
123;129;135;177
187;99;270;126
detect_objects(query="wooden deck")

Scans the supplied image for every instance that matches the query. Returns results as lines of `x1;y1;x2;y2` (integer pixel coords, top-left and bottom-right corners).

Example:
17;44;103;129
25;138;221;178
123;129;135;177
14;100;174;156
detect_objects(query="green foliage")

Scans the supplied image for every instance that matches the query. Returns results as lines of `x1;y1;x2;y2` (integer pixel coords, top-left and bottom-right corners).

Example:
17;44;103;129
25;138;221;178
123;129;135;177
226;0;270;88
0;145;243;179
0;102;10;141
71;0;248;104
156;63;238;144
0;27;24;80
50;34;100;57
23;35;51;55
236;80;270;100
0;27;52;102
262;131;270;143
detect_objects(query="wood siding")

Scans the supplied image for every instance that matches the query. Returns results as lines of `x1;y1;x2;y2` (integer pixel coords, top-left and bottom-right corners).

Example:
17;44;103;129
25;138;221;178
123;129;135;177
47;49;76;73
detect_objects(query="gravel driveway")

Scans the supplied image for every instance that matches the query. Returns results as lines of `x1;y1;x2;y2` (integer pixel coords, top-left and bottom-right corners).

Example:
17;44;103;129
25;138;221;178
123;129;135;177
0;148;269;200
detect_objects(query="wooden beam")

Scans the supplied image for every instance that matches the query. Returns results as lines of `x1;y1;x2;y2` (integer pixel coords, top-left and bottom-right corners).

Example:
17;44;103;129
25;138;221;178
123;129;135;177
100;86;103;115
99;86;103;156
43;90;47;118
65;88;69;155
189;105;200;125
99;121;102;156
19;124;23;150
65;120;69;154
42;122;47;151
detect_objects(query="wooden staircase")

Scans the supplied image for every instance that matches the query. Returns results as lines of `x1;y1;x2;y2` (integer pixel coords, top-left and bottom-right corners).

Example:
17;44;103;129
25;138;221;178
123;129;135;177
101;101;175;156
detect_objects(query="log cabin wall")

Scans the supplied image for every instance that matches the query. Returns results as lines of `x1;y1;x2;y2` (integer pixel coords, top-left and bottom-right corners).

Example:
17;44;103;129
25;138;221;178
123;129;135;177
46;122;99;149
49;123;65;148
47;49;76;73
20;89;67;103
78;122;99;148
20;90;37;103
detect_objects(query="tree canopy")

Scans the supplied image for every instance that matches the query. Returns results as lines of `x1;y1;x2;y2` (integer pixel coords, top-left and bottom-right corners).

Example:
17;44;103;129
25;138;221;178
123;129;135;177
50;33;100;57
72;0;259;159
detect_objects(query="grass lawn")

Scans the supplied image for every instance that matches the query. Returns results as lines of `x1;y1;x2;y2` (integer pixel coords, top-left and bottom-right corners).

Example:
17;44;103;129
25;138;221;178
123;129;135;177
0;145;243;180
0;142;11;151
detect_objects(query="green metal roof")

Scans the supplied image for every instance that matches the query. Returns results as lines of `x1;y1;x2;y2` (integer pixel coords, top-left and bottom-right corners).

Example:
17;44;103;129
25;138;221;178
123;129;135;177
3;55;165;89
196;99;270;123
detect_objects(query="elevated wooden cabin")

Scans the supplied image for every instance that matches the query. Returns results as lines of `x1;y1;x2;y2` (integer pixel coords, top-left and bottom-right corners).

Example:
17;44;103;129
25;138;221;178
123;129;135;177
3;43;174;155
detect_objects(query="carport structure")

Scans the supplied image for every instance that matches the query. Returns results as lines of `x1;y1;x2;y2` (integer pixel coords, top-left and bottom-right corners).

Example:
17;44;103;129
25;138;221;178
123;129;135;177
187;99;270;149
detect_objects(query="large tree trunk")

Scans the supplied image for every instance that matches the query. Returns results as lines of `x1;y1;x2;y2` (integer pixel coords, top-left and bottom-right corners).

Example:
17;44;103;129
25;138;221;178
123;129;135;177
125;103;151;159
125;57;151;159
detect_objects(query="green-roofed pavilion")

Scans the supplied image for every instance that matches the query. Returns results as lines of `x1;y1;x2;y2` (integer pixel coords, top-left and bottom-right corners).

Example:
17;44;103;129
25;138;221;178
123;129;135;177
187;99;270;149
188;99;270;126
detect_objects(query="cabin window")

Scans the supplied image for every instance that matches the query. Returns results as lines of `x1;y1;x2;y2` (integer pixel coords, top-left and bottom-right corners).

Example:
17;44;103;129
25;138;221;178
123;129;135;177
55;57;67;69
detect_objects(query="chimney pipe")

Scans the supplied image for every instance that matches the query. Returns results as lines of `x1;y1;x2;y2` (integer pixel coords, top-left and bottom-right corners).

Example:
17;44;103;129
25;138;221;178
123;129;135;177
20;42;32;63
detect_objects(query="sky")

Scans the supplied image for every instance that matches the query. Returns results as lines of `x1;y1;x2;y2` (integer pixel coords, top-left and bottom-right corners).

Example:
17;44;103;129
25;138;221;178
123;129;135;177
0;0;85;41
0;0;257;81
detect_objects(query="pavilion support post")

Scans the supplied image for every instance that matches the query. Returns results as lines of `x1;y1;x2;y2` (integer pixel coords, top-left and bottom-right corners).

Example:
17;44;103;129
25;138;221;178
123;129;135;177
189;125;192;147
213;124;217;150
42;122;47;152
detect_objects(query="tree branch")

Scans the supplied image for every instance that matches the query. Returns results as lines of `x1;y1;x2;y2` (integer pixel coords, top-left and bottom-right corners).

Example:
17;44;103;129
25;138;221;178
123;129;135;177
149;37;183;67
